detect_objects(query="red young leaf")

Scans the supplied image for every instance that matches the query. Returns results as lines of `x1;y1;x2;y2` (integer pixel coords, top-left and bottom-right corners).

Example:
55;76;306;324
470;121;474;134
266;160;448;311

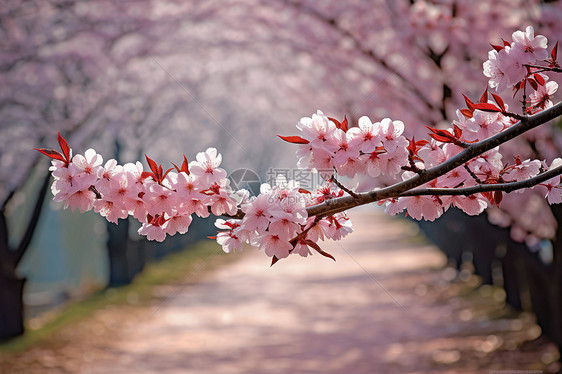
270;256;279;267
482;191;494;205
502;38;510;47
453;124;462;139
34;148;65;162
328;116;349;132
552;41;558;62
473;102;501;112
512;81;524;98
145;154;159;175
534;73;545;86
57;132;71;163
181;155;189;174
428;133;454;143
479;88;488;103
460;109;473;118
490;93;506;112
298;188;312;194
490;43;504;52
494;191;503;206
162;167;174;181
341;116;349;132
407;137;417;155
304;239;336;261
141;171;155;181
327;117;341;128
528;78;538;90
462;94;475;112
172;155;189;174
426;126;455;143
277;135;309;144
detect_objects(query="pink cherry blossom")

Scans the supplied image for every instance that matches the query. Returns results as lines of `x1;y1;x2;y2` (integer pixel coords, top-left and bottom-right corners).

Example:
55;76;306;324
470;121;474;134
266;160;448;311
71;149;104;187
206;188;239;216
292;240;312;257
251;233;292;259
297;110;338;152
241;193;273;232
503;159;541;182
189;148;227;185
216;231;244;253
379;118;406;153
138;222;167;242
451;195;488;216
483;49;511;92
165;214;193;236
347;115;382;154
530;80;558;110
534;158;562;204
332;128;362;177
63;189;96;212
510;26;548;64
268;217;300;240
143;182;176;216
462;111;506;142
93;199;128;223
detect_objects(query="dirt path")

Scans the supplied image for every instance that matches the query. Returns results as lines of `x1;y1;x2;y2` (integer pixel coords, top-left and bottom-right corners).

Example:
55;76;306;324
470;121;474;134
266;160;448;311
3;209;560;373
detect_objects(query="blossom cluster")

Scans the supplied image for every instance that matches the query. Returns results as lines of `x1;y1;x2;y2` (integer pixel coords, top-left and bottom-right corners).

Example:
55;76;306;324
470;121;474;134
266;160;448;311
294;113;408;179
45;142;244;243
215;181;352;260
483;26;558;111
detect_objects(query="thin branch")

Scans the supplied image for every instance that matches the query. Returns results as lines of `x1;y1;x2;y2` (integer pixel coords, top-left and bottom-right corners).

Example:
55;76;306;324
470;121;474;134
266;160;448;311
398;165;562;197
463;164;483;184
502;111;526;121
523;64;562;73
330;175;359;199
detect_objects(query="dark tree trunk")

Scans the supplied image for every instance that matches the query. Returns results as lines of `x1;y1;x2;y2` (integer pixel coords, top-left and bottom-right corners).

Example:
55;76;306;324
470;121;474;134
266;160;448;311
0;271;26;340
107;219;145;286
550;205;562;347
521;248;553;339
0;172;50;339
501;245;523;310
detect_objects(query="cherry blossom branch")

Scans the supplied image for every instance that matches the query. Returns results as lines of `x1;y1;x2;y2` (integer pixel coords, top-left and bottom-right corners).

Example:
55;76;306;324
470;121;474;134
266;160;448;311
524;64;562;73
329;175;359;199
398;165;562;197
306;101;562;218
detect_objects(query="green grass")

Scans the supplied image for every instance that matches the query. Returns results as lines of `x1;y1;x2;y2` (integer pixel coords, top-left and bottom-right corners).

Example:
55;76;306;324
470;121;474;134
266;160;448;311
0;240;233;353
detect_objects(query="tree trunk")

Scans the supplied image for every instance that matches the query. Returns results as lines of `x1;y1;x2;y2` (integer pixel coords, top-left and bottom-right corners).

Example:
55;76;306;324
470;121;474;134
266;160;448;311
550;205;562;348
0;171;51;339
0;270;26;340
107;219;145;286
